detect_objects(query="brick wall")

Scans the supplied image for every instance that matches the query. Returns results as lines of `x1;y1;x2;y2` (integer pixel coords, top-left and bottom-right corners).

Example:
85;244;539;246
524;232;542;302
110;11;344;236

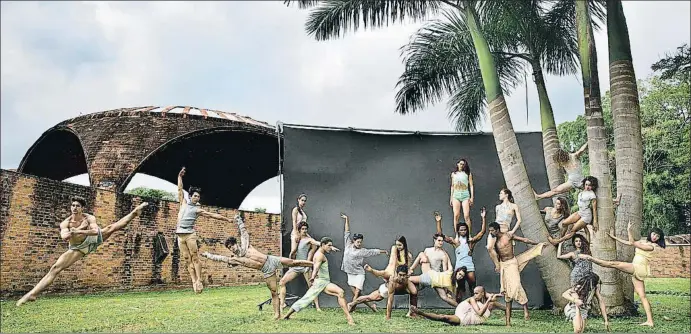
651;244;690;278
0;170;281;297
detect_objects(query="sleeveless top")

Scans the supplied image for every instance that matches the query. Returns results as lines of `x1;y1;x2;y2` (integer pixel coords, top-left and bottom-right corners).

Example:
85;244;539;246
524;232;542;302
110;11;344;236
396;250;408;266
454;237;471;267
176;202;200;234
565;156;584;181
316;256;330;281
495;203;514;231
295;238;311;261
427;249;446;272
452;172;469;190
569;250;593;285
577;191;596;211
296;208;307;223
544;208;564;238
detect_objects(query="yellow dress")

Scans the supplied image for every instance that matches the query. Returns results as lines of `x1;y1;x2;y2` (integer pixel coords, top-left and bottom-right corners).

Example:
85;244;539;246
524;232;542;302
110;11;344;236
631;246;654;281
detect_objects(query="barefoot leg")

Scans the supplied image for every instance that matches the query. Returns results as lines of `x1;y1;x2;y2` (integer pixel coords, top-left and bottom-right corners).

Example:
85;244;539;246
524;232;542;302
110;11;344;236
633;278;654;326
324;283;354;325
101;202;148;240
17;250;83;306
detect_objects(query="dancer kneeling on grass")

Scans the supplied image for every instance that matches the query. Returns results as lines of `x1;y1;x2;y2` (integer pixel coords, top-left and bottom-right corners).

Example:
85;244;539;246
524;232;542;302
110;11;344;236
349;264;418;320
561;272;610;333
278;221;321;310
17;197;149;306
410;286;506;326
201;213;314;320
579;221;665;327
283;237;355;326
409;252;464;307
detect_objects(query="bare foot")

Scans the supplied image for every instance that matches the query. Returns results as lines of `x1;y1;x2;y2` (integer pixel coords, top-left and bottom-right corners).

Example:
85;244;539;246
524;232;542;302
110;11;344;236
280;303;287;309
639;321;654;327
273;314;280;321
316;308;322;312
371;304;378;313
524;313;530;321
195;281;204;294
16;294;36;307
409;305;419;314
133;202;149;216
347;318;355;326
347;302;356;312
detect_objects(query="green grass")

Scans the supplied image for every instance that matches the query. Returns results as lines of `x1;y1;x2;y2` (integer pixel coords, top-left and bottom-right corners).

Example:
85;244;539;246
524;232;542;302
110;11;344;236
2;279;689;332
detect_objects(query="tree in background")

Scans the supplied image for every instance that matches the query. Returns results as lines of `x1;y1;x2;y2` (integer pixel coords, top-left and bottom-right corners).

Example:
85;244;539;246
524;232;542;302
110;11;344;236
126;187;178;202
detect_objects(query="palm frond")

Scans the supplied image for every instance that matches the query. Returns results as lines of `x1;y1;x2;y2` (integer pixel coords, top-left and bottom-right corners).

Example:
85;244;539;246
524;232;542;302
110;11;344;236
284;0;321;9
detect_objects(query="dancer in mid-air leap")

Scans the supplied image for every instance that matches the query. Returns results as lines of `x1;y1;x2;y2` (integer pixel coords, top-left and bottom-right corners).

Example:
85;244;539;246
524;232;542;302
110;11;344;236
534;143;588;200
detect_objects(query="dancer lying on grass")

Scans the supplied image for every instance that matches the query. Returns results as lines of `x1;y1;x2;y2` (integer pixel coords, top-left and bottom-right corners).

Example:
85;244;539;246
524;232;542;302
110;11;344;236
410;286;506;326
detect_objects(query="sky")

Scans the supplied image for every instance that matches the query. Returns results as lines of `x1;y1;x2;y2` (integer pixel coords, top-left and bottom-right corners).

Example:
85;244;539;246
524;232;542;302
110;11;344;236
1;1;689;213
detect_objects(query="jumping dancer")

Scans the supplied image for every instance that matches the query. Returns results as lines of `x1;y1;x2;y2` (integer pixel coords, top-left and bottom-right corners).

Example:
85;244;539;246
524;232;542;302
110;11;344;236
535;143;588;200
348;264;418;320
409;252;464;307
450;158;475;233
176;167;237;293
579;222;666;327
557;234;593;285
16;197;148;306
278;222;321;310
283;237;355;326
289;194;311;259
436;208;487;301
201;213;315;320
488;222;546;326
487;188;521;267
410;286;506;326
561;273;610;333
340;213;388;312
548;176;598;244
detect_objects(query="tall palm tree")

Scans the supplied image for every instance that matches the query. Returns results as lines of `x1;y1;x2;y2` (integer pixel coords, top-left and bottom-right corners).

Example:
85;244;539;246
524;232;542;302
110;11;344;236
286;0;573;308
575;0;634;315
606;0;644;304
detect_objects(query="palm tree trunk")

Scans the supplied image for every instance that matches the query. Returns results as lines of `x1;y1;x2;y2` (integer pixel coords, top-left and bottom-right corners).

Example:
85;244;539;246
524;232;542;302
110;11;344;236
464;3;572;309
576;0;634;316
607;0;643;304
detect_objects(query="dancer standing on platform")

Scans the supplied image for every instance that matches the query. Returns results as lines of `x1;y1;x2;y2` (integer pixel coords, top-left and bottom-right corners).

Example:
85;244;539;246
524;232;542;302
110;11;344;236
283;237;355;325
201;213;314;320
348;264;418;320
579;222;665;327
17;197;148;306
450;158;475;233
561;272;610;333
340;213;388;312
488;222;546;326
410;286;506;326
278;222;321;310
289;194;312;259
486;188;521;267
557;234;593;285
535;143;588;200
548;176;598;244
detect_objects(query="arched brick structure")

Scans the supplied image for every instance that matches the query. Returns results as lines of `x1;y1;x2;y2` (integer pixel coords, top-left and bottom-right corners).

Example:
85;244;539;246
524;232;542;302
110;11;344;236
18;106;280;208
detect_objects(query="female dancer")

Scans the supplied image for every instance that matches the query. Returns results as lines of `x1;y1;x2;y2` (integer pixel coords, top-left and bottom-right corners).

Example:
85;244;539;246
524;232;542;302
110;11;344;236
450;158;475;233
289;194;311;259
557;234;593;285
535;143;588;200
436;208;487;301
548;176;598;244
410;286;505;326
278;222;320;310
542;197;569;239
579;222;666;327
408;253;466;307
486;188;521;266
384;236;414;277
561;273;610;333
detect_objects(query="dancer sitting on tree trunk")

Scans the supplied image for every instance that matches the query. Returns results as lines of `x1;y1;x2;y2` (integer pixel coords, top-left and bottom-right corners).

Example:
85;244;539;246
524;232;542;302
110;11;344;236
548;176;598;244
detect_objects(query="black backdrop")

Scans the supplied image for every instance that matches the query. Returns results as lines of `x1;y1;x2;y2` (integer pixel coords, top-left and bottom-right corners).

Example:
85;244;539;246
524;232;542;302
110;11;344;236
281;125;552;309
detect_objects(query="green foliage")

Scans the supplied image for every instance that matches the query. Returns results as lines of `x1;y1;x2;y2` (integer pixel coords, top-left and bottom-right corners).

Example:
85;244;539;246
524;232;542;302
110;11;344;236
557;75;690;235
651;43;690;84
126;187;178;202
254;207;267;213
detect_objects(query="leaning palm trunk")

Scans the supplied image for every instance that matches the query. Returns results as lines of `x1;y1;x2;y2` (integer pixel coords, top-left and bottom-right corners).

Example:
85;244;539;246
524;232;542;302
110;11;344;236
576;0;633;315
607;0;643;304
464;3;572;308
533;65;566;196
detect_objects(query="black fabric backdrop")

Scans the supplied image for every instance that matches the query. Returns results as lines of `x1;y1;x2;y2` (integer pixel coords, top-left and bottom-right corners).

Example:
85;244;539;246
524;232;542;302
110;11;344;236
281;125;552;309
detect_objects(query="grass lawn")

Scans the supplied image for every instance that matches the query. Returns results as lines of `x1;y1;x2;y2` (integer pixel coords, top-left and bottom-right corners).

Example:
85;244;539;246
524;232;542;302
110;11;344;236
1;278;689;332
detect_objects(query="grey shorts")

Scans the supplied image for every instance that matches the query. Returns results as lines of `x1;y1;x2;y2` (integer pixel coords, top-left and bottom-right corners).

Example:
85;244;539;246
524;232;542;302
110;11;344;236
261;255;283;278
578;209;593;225
286;266;310;275
69;227;103;256
568;175;584;189
419;272;432;287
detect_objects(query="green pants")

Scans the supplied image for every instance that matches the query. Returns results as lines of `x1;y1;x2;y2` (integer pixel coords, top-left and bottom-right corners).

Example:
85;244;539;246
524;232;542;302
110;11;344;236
453;190;470;202
291;278;329;312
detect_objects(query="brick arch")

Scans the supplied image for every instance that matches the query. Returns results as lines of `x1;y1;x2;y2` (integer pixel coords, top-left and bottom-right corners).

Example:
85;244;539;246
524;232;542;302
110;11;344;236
17;126;91;183
119;127;280;208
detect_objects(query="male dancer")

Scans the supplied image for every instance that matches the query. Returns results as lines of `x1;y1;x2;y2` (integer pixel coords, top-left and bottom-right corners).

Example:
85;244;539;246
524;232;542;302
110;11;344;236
488;222;546;326
340;213;388;312
411;286;506;326
283;237;355;325
348;264;418;320
17;196;148;306
409;231;455;306
201;213;314;320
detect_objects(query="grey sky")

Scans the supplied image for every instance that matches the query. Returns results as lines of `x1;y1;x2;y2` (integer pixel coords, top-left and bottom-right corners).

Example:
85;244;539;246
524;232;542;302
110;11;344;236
1;1;689;213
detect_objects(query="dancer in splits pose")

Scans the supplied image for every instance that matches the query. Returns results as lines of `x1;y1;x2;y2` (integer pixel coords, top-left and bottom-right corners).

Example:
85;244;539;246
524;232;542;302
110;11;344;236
579;222;666;327
557;234;593;285
278;222;321;310
548;176;598;244
340;213;388;312
410;286;506;326
289;194;311;259
283;237;354;326
436;208;487;301
535;143;588;200
201;213;314;320
348;264;418;320
409;252;465;307
488;222;546;326
17;197;149;306
486;188;521;267
561;272;610;333
175;167;237;293
450;158;475;233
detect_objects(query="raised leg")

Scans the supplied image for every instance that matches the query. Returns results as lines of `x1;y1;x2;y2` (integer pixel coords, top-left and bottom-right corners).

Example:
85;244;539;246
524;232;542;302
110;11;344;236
410;305;460;325
279;270;299;309
101;202;149;240
324;283;355;325
633;277;654;327
561;212;582;227
581;254;635;275
16;250;84;306
452;199;462;233
185;235;203;293
348;290;382;312
266;275;280;320
535;182;573;200
351;286;376;312
462;199;472;233
365;264;390;279
279;257;312;268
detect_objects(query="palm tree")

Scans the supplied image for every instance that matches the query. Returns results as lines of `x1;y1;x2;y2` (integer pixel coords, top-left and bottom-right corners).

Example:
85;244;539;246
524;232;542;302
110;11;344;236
576;0;634;315
286;0;573;308
606;0;644;305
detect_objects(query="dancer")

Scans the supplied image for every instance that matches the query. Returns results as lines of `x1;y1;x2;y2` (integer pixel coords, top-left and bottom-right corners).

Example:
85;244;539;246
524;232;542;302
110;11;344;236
278;222;321;310
410;286;506;326
535;143;588;200
488;222;546;326
436;208;487;301
542;197;569;239
450;158;475;232
17;197;149;306
283;237;355;326
409;252;464;307
561;273;610;333
557;234;593;285
348;264;418;320
548;176;598;244
486;188;521;267
579;222;666;327
289;194;311;259
383;235;414;277
411;233;452;273
340;213;388;312
201;213;315;320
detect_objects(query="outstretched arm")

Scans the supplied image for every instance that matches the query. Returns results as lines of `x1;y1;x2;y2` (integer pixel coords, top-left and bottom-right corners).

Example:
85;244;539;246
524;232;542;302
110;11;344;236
385;282;395;320
574;142;588;158
341;214;353;248
234;213;250;256
628;221;655;251
512;235;539;245
607;228;633;246
556;242;574;260
434;212;443;235
177;167;186;205
470;207;487;243
198;209;233;222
